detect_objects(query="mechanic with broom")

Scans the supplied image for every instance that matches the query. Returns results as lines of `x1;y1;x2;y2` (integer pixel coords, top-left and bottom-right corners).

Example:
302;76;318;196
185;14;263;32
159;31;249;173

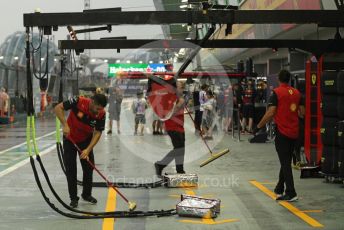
154;80;186;176
255;70;304;202
54;93;107;208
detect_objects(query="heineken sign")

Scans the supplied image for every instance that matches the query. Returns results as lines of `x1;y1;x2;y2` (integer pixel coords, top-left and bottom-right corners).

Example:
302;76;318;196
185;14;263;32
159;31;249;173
108;63;166;78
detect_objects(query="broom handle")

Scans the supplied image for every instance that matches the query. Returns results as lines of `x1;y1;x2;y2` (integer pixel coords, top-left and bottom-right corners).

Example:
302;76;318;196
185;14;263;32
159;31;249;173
184;106;213;154
68;137;130;203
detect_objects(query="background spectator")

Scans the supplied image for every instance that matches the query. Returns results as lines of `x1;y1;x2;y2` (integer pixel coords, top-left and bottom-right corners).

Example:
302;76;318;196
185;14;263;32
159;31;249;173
132;91;148;136
0;87;10;117
241;80;256;133
201;90;216;140
107;86;123;134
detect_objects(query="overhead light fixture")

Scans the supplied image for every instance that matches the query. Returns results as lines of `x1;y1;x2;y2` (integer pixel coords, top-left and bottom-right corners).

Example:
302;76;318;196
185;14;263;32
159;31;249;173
159;61;163;64
104;59;108;63
181;0;188;2
180;4;188;9
0;56;4;60
91;59;96;62
126;60;130;63
149;61;153;64
54;58;57;62
139;61;143;64
186;37;192;40
41;58;45;61
116;60;120;63
14;56;19;60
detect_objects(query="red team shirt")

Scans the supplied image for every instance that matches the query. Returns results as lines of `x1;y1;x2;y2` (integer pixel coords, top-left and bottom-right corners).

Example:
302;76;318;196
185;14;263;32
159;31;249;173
63;96;105;143
269;84;302;139
164;107;184;133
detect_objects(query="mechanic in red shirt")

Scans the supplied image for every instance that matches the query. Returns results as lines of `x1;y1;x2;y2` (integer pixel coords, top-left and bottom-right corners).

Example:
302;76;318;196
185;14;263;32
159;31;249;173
255;70;304;202
154;81;186;176
54;94;107;208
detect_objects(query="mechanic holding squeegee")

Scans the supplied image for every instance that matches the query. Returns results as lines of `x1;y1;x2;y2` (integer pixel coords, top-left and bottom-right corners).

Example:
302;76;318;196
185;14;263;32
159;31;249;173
54;94;107;208
154;80;186;176
255;70;304;202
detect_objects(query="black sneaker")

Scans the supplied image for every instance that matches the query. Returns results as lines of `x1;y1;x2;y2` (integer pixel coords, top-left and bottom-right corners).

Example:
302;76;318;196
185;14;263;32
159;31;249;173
82;195;97;204
107;130;112;135
176;165;185;174
70;199;78;208
276;194;298;202
274;188;283;199
154;162;164;177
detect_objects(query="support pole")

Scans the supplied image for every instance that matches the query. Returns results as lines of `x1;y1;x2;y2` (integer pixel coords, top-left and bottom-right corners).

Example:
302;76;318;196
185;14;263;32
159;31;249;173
25;27;34;116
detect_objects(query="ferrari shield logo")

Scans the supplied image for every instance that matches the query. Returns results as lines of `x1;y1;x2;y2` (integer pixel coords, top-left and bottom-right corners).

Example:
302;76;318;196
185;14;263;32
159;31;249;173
311;74;317;85
290;103;297;112
77;111;84;119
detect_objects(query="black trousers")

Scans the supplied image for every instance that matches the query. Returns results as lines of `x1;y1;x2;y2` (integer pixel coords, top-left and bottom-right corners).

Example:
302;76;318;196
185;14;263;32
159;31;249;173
275;130;297;197
63;137;94;201
292;140;302;165
293;119;304;164
158;131;185;172
194;110;203;131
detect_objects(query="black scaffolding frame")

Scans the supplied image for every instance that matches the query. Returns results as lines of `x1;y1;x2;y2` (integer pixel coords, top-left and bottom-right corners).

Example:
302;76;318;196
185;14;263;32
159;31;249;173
24;10;344;27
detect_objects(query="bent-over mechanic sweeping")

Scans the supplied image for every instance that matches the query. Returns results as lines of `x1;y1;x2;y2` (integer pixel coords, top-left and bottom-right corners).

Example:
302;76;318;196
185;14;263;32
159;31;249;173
54;94;107;208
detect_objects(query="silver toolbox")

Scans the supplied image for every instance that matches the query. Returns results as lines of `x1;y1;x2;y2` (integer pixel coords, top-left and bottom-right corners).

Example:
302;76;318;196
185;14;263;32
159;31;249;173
176;199;217;219
163;173;198;188
181;194;221;213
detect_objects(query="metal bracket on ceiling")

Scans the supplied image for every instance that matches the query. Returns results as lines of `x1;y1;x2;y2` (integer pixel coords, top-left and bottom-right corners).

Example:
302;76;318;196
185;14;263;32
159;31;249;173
335;27;342;40
74;25;112;34
334;0;344;10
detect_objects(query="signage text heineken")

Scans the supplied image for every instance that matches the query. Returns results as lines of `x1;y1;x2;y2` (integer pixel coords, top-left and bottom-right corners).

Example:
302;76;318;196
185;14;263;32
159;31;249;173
108;63;166;78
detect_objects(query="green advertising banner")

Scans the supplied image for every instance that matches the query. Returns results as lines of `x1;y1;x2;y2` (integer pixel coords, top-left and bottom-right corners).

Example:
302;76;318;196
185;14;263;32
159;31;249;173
108;63;166;78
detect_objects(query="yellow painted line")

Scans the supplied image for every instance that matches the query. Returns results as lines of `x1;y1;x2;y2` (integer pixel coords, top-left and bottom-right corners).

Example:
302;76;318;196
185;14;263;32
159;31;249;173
259;182;276;185
102;188;117;230
185;189;196;196
249;180;276;200
250;180;324;228
180;218;239;225
279;202;323;228
302;210;323;213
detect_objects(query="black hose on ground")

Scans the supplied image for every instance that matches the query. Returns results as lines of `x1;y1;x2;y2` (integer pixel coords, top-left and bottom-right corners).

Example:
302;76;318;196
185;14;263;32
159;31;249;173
56;142;66;174
32;156;176;218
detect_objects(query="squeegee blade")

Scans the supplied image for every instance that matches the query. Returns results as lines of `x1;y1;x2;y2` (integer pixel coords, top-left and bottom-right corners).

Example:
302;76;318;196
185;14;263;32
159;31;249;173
200;149;230;167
